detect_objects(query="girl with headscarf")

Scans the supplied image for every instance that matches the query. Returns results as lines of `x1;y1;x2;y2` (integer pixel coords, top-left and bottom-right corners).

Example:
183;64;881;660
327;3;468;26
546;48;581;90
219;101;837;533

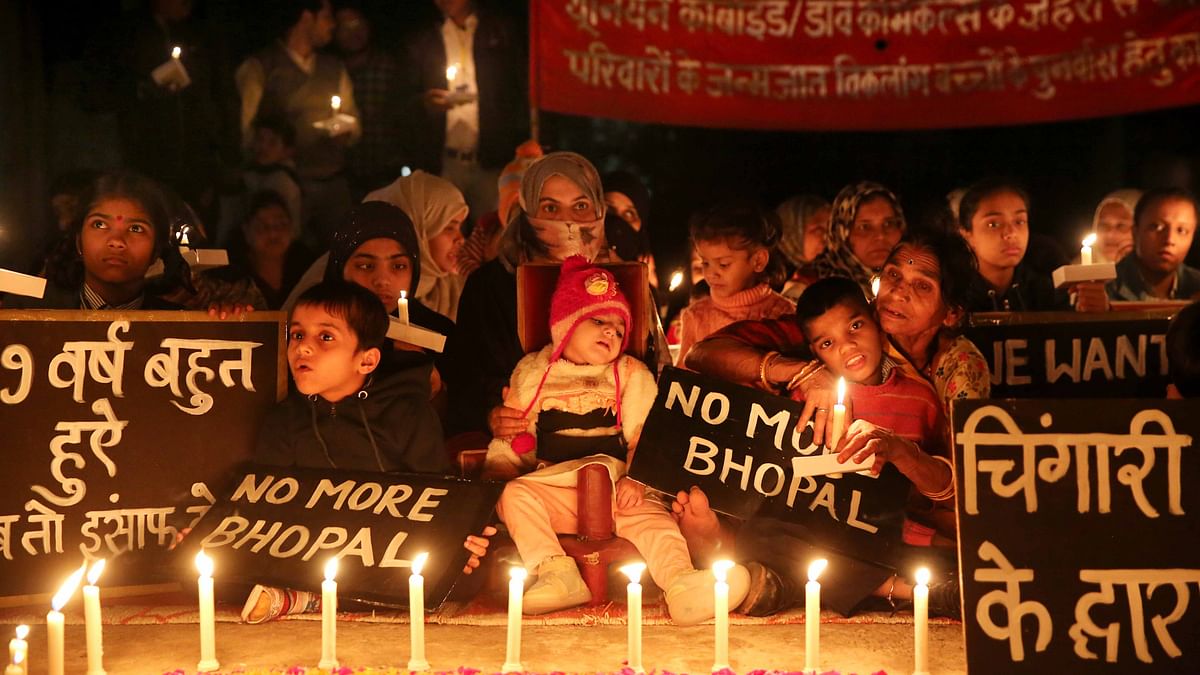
446;151;621;437
603;170;657;285
365;171;468;321
804;181;906;296
1091;189;1142;264
775;194;832;301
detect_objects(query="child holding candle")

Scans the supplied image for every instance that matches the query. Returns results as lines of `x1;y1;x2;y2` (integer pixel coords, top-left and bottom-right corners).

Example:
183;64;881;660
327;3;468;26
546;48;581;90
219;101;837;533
241;279;492;622
485;256;751;624
677;202;795;364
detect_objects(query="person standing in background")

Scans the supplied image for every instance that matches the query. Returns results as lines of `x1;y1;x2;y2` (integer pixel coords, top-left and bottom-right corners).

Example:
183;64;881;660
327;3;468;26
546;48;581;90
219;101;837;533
404;0;527;230
236;0;360;248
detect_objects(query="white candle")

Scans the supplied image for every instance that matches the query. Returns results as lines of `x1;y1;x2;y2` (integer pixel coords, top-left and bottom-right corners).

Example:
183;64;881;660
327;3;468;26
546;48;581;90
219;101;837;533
6;625;29;675
397;290;410;325
330;95;342;115
171;45;182;60
712;559;734;673
830;377;848;451
407;553;430;672
620;563;646;674
195;552;219;673
804;559;828;675
84;560;107;675
913;567;931;675
502;567;527;673
1080;233;1096;266
179;231;190;249
319;558;339;670
48;564;86;675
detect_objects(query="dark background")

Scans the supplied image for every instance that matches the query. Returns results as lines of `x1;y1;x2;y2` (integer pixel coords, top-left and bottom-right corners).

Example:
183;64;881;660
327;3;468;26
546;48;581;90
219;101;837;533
2;0;1197;285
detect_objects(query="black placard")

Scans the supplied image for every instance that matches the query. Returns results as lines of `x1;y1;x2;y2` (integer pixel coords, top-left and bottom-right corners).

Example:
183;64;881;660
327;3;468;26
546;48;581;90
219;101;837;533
185;466;503;607
0;310;284;596
629;367;910;563
964;310;1175;398
953;398;1200;675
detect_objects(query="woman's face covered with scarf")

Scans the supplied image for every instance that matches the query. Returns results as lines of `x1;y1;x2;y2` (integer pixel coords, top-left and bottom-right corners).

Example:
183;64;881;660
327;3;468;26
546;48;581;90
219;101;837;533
520;152;607;261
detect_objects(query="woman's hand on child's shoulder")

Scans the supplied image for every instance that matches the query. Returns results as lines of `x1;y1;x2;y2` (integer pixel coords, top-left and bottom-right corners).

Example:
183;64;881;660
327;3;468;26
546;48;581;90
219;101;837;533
461;525;498;575
207;303;256;320
616;477;646;510
489;387;527;438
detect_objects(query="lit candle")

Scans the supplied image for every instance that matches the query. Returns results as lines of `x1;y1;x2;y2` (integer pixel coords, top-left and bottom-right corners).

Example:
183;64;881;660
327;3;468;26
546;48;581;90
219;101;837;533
48;564;86;675
397;290;410;325
1080;233;1096;266
330;95;342;115
871;275;881;298
195;552;219;673
804;559;828;675
712;559;734;673
83;559;107;675
407;553;430;672
319;558;339;670
6;625;29;675
830;377;847;451
620;562;646;674
446;63;459;85
668;270;684;292
179;231;190;249
502;567;527;673
913;567;931;675
171;46;182;60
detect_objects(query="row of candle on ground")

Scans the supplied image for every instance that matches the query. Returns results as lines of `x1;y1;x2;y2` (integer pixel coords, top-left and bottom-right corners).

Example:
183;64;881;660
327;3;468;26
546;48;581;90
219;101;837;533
13;553;936;675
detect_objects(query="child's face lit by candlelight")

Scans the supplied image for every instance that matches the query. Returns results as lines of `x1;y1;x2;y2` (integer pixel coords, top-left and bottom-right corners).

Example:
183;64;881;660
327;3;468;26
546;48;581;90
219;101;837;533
562;312;625;366
806;302;885;385
287;305;379;402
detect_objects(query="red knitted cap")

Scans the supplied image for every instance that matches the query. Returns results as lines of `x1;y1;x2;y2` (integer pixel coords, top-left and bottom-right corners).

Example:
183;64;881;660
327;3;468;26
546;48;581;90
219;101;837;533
549;255;632;361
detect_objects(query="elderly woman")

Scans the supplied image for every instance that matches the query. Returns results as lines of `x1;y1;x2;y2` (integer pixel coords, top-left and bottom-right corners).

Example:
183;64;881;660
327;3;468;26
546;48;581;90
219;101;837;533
678;227;988;619
1092;189;1141;264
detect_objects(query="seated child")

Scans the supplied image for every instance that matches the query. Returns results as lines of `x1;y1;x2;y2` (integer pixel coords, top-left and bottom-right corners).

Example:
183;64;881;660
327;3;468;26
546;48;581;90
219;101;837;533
485;256;750;624
735;277;958;618
243;280;486;622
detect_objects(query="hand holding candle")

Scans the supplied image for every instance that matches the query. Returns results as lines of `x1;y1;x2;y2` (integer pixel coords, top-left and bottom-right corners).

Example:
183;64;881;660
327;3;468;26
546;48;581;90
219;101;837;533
84;560;107;675
913;567;930;675
195;552;219;673
804;559;828;675
502;567;526;673
712;559;734;673
620;563;646;674
407;553;430;672
6;625;29;675
48;563;86;675
319;558;339;670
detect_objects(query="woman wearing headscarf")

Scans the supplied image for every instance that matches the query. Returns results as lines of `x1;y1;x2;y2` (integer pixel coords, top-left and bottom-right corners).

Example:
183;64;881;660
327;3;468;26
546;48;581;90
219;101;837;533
803;181;906;296
365;171;468;321
775;194;831;300
446;151;621;437
1091;189;1142;264
603;170;657;284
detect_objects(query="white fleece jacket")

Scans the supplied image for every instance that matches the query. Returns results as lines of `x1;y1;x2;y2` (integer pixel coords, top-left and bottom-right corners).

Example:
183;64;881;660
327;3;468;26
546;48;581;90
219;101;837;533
484;345;658;478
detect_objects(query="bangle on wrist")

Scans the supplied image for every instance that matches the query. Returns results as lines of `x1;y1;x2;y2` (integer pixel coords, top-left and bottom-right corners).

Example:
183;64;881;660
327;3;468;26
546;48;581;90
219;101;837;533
758;350;781;389
919;455;956;501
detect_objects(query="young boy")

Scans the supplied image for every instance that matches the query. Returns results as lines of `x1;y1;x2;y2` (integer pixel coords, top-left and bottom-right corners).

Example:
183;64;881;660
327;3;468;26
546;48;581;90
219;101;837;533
485;256;750;624
243;280;489;622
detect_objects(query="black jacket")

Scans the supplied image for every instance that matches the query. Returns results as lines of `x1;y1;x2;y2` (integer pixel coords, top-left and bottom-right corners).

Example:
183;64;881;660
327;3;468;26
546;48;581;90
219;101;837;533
966;262;1066;312
254;357;450;474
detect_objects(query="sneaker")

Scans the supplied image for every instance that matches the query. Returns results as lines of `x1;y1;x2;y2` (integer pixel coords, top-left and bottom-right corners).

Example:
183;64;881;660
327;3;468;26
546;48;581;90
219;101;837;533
665;564;750;626
928;577;962;621
522;556;591;615
737;562;785;617
241;584;320;624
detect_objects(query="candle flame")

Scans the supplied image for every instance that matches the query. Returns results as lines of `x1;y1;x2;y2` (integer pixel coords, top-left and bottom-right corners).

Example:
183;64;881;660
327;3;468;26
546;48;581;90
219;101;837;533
324;557;339;582
712;559;735;583
915;567;931;587
331;95;342;111
836;377;846;406
870;276;881;298
1082;233;1097;248
171;46;182;59
15;625;29;640
86;559;106;586
509;566;528;583
195;551;213;578
446;63;459;82
619;562;646;584
52;563;87;611
808;558;828;582
412;552;429;576
668;270;684;292
399;290;407;300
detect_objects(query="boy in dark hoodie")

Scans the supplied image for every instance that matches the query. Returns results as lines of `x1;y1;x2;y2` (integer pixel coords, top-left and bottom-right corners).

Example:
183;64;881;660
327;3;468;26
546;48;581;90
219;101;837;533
243;280;487;622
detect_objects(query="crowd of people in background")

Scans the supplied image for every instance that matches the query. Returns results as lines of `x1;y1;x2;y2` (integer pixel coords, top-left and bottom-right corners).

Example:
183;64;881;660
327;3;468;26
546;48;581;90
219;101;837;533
5;0;1200;627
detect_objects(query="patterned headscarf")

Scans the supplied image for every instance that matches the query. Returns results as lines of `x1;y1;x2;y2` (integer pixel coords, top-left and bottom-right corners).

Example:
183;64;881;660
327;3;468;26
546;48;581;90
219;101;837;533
776;194;830;267
806;181;906;294
500;151;609;266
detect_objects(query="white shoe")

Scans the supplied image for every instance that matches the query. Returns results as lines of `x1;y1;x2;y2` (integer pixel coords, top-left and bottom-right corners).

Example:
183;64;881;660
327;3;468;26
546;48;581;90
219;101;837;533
665;564;751;626
522;555;592;615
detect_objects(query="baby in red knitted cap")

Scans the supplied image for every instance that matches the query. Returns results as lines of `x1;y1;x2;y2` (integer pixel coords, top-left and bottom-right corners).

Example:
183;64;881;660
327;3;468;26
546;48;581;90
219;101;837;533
485;256;749;624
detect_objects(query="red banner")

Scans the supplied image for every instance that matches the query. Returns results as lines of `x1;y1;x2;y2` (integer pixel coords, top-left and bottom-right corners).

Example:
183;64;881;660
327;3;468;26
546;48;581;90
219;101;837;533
529;0;1200;130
